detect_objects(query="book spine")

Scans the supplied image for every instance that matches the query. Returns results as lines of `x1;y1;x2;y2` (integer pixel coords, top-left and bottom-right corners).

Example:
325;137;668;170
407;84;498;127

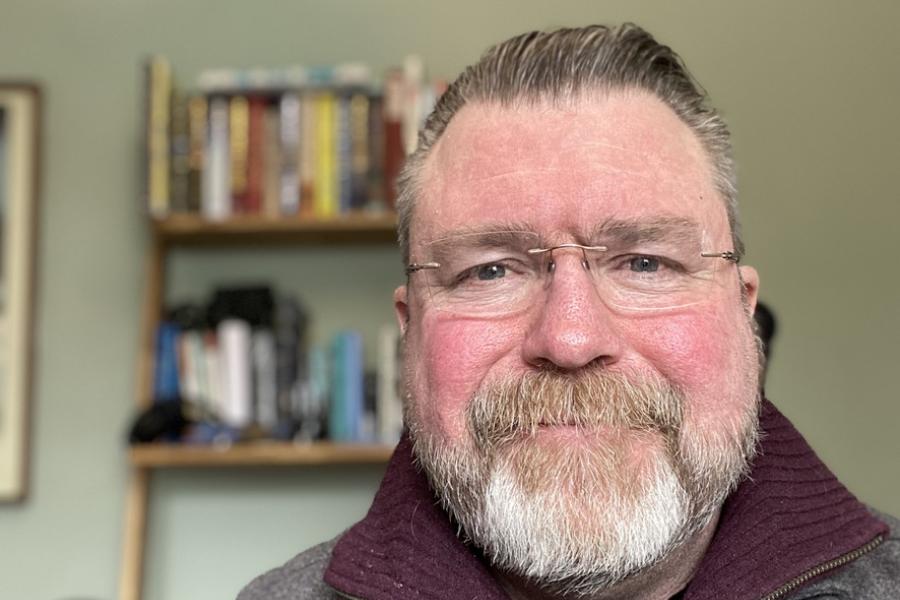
299;94;317;215
229;96;250;213
252;328;278;431
245;96;266;214
186;96;207;212
382;69;404;210
169;89;190;212
328;333;347;441
203;331;222;420
367;95;386;211
202;96;231;220
337;94;352;213
314;92;337;218
344;331;364;441
377;324;402;443
279;93;301;216
262;103;281;217
153;321;181;402
349;93;370;211
146;56;172;217
218;319;253;429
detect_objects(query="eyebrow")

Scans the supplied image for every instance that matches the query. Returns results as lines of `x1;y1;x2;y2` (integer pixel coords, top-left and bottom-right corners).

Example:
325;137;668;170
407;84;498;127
589;217;702;246
423;217;704;255
428;222;538;246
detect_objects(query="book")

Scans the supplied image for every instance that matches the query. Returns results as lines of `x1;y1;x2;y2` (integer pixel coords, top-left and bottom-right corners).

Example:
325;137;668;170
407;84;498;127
376;324;402;443
169;89;191;212
153;321;181;402
245;96;266;214
145;56;172;217
202;96;231;220
186;95;207;211
217;318;253;428
279;93;301;215
314;92;337;217
349;93;370;211
299;93;317;214
252;328;278;431
382;69;404;209
262;103;282;217
229;96;250;212
328;330;364;442
336;95;352;213
367;95;386;211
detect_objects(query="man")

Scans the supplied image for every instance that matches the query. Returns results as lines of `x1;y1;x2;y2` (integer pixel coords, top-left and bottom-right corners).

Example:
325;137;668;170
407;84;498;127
240;24;899;600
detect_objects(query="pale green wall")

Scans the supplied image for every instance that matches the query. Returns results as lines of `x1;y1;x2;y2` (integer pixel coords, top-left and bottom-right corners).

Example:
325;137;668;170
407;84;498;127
0;1;897;599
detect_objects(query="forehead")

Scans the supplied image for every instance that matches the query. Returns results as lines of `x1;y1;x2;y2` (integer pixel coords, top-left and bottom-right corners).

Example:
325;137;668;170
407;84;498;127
415;90;727;246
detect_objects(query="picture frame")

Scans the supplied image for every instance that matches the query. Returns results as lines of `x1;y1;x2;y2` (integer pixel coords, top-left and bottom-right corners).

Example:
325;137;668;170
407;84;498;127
0;83;41;502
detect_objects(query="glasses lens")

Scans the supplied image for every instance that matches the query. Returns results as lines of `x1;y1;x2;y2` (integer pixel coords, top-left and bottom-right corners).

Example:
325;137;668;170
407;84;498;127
413;231;543;317
410;228;736;316
589;230;732;312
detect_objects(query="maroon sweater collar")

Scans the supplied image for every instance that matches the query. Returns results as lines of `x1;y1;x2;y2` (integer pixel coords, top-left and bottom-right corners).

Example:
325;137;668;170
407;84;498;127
325;400;887;600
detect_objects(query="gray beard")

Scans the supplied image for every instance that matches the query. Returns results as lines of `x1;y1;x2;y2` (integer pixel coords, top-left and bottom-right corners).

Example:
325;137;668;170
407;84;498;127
407;368;760;597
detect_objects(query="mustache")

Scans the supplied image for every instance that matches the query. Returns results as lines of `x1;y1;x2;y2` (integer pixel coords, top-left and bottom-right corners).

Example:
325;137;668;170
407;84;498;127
468;369;685;452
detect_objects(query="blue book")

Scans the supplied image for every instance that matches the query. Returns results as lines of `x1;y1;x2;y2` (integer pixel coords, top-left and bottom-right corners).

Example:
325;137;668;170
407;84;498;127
343;331;364;442
328;334;348;441
328;331;364;442
153;321;181;403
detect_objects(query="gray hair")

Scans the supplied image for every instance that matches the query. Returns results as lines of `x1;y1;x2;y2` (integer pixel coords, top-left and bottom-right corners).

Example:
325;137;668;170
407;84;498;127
396;23;743;264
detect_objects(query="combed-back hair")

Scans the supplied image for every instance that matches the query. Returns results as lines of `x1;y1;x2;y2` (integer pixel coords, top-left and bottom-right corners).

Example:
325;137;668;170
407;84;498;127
396;23;743;264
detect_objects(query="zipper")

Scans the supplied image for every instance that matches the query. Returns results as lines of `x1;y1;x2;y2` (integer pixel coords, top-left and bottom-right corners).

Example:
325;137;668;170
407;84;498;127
325;583;365;600
327;534;886;600
759;534;885;600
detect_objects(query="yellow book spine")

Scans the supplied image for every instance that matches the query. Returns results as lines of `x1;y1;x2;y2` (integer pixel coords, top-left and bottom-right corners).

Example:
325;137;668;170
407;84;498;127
229;96;250;208
148;57;171;216
315;93;337;218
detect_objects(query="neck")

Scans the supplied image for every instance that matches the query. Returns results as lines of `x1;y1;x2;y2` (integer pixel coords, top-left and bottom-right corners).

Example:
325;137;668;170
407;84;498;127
496;511;720;600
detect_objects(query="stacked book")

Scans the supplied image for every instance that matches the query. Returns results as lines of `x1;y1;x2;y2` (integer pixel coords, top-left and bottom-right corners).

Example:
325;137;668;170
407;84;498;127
152;287;403;445
143;57;443;220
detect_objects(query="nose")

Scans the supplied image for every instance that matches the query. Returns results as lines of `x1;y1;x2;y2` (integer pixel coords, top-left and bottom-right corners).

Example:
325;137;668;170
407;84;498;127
521;251;624;372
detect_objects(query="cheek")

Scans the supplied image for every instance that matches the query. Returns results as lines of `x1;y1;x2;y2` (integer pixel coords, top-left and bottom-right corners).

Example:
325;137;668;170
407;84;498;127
408;313;520;439
626;309;757;422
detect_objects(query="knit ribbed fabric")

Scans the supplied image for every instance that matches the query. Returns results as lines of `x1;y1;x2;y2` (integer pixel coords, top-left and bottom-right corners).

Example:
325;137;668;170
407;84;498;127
684;401;887;599
324;400;887;600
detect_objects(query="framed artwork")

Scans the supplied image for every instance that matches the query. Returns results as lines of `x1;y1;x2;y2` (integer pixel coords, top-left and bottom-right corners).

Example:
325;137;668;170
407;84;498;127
0;83;40;502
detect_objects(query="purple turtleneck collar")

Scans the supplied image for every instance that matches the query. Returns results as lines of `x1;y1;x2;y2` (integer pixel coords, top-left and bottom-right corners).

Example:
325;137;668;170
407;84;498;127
325;400;887;600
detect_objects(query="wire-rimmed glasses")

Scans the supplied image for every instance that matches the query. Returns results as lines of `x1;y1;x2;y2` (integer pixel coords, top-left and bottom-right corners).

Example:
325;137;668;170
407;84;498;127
406;228;740;317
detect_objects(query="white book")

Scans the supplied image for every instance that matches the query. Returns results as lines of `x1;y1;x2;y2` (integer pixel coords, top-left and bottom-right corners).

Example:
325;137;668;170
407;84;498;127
202;96;231;221
218;319;252;428
376;324;403;443
252;329;278;431
279;93;300;215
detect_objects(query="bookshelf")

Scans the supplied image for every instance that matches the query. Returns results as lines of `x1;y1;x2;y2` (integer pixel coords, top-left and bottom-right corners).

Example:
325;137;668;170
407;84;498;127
130;440;394;467
119;55;437;599
120;215;400;600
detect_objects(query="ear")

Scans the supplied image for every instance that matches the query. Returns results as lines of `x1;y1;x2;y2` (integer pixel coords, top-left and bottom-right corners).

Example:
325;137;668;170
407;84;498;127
739;265;760;313
393;285;410;335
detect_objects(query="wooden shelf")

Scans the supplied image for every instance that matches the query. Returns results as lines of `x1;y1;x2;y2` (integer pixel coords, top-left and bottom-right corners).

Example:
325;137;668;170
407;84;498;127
151;212;399;246
129;441;395;468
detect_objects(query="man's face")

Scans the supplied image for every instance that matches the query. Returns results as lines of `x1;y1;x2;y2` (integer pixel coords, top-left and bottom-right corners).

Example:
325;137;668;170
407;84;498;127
394;91;762;592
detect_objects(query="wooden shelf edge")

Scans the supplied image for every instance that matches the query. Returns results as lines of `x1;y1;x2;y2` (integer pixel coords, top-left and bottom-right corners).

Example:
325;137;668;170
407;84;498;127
152;213;398;239
129;441;396;468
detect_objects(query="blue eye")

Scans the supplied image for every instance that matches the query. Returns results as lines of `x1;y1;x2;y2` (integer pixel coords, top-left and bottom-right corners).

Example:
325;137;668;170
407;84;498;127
629;256;660;273
477;264;507;280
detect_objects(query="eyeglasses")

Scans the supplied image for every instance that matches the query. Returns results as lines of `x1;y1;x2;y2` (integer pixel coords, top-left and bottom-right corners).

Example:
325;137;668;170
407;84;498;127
406;230;739;317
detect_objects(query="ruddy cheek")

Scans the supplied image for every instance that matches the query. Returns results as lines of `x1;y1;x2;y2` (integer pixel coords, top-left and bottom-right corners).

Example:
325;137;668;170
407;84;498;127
628;313;742;411
417;315;519;439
